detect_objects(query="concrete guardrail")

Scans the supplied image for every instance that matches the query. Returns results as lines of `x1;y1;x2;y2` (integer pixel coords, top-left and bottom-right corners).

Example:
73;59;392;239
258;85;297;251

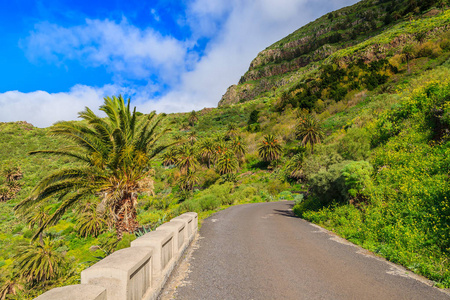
34;212;198;300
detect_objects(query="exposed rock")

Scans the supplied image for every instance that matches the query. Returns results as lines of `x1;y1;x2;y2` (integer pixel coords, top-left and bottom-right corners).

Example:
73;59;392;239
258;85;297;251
218;85;238;106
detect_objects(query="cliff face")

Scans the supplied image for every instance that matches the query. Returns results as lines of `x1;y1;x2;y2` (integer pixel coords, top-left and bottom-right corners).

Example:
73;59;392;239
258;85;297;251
218;0;441;107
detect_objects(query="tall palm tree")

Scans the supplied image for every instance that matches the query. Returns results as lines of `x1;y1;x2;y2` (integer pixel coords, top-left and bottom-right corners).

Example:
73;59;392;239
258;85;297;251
258;135;282;162
188;110;199;126
176;144;199;175
197;138;215;168
212;140;229;166
216;150;239;175
230;136;247;164
295;116;324;155
15;95;170;238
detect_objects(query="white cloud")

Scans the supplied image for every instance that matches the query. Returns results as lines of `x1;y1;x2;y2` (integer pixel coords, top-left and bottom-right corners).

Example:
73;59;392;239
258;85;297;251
22;18;187;82
151;0;360;113
5;0;361;127
0;85;121;128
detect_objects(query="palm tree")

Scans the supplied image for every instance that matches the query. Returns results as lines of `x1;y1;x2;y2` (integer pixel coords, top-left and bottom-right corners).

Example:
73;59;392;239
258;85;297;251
15;95;171;238
177;170;199;191
0;271;24;299
2;165;22;182
188;131;198;145
216;150;239;175
197;138;215;168
438;0;448;14
162;148;178;167
176;144;199;175
285;153;305;180
15;237;66;283
402;44;415;73
76;203;107;238
225;124;238;139
212;140;229;166
188;110;199;126
24;204;50;245
0;186;13;202
295;116;324;154
230;136;247;164
172;132;185;145
258;135;282;162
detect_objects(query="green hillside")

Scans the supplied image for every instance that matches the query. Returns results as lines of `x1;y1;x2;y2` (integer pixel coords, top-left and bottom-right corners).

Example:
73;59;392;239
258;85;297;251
2;0;450;298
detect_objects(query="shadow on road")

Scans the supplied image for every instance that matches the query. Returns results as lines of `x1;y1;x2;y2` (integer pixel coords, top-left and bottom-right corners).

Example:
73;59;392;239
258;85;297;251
272;202;298;218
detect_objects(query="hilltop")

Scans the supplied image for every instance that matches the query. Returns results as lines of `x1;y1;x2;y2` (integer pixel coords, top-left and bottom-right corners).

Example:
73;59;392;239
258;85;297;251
2;0;450;298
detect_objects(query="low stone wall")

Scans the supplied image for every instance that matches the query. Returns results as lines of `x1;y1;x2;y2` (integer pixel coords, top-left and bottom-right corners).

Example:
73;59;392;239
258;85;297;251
35;212;198;300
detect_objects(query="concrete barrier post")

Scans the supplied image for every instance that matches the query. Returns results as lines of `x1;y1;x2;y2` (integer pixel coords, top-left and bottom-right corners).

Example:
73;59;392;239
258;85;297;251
131;230;174;279
170;214;194;241
184;212;198;232
156;221;186;258
34;285;106;300
81;247;153;300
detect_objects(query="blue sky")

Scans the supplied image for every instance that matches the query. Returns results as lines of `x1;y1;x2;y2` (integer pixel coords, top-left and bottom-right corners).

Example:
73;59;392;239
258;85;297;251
0;0;359;127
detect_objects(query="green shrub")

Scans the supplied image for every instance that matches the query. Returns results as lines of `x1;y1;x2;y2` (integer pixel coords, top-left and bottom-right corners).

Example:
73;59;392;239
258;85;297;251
180;199;201;213
199;195;222;211
341;161;373;198
115;233;136;251
338;127;371;161
308;162;346;203
276;191;295;201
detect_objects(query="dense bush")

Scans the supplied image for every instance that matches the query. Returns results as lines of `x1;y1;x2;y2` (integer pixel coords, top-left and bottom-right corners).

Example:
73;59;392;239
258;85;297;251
301;82;450;287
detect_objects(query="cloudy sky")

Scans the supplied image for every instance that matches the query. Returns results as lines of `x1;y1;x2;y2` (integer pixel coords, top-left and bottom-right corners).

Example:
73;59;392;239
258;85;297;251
0;0;359;127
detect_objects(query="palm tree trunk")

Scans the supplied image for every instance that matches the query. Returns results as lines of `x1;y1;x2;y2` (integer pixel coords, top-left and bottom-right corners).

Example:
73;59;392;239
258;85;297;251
115;195;139;239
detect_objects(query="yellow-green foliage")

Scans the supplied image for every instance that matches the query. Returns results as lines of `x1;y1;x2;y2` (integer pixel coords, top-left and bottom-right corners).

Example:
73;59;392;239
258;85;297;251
300;80;450;287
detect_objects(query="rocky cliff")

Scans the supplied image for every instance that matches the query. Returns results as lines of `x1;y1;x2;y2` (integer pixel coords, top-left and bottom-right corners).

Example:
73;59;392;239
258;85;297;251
218;0;443;106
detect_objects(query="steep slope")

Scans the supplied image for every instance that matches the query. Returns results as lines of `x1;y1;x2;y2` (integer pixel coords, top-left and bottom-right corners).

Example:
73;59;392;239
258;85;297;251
219;0;446;106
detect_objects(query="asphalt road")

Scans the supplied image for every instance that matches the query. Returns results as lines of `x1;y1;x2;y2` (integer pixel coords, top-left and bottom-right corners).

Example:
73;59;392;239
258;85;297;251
161;201;450;300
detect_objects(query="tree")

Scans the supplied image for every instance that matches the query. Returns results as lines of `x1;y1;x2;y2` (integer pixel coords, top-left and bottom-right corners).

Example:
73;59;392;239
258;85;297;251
76;203;107;238
15;95;171;238
0;271;24;299
295;115;324;155
176;144;199;175
258;135;282;162
162;148;178;167
188;131;198;145
188;110;199;126
226;124;238;139
216;150;239;175
15;237;66;283
285;153;305;180
247;110;260;132
230;136;247;164
197;138;215;168
177;170;199;191
438;0;448;13
402;44;415;73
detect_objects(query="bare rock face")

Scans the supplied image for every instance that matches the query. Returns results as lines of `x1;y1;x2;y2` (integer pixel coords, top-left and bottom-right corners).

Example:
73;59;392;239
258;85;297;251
218;85;240;106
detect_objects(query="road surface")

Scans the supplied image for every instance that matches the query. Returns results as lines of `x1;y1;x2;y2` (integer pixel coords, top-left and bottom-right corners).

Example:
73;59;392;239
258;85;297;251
160;201;450;300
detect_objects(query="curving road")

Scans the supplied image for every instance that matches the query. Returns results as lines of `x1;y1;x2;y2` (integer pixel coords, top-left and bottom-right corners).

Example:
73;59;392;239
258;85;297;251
160;201;450;300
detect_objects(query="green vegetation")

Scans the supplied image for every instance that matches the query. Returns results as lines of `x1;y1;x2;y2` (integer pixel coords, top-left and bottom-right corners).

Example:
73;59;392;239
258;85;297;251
2;0;450;298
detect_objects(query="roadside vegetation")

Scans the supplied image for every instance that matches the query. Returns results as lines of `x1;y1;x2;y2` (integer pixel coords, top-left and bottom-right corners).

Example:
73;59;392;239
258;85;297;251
2;0;450;298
